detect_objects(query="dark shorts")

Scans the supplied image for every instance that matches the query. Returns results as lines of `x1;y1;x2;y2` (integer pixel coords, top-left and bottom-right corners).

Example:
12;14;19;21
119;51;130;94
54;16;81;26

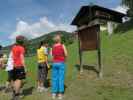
13;67;26;81
37;63;48;82
7;70;14;81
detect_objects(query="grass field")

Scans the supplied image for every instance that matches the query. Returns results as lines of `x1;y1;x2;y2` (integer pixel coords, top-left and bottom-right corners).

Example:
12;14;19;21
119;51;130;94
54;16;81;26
0;29;133;100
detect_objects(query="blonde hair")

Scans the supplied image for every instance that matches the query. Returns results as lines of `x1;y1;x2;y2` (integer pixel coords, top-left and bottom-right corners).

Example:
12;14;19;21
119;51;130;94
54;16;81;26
53;35;61;43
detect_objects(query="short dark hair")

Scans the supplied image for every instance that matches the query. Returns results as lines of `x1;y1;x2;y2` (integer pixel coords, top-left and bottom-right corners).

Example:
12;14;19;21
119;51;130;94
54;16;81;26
43;40;47;45
16;39;24;45
38;41;47;49
0;45;3;57
38;41;43;49
16;35;25;45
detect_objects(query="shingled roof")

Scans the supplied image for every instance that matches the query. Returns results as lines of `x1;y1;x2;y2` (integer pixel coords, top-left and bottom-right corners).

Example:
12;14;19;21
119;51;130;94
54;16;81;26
71;5;126;26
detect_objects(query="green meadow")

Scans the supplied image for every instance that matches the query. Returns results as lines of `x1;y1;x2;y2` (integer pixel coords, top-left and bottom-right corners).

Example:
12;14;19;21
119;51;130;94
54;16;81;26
0;29;133;100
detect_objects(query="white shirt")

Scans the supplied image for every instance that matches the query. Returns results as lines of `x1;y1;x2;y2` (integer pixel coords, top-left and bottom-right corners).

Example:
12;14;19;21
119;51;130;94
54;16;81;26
43;46;48;55
6;52;13;71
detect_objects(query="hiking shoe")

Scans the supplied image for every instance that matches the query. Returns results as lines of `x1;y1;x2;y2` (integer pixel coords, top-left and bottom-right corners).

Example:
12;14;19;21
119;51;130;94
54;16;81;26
11;90;15;100
5;87;13;93
37;87;41;92
58;94;63;100
5;88;11;93
42;87;48;92
19;93;24;99
11;91;20;100
11;95;20;100
52;93;56;99
13;96;20;100
37;87;48;92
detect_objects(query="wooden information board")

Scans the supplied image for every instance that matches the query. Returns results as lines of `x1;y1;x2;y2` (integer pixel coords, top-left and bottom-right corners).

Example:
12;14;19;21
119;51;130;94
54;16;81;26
71;5;126;77
78;25;100;51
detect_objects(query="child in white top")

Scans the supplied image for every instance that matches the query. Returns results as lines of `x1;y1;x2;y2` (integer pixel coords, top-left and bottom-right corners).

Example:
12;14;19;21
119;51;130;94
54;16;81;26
6;52;13;71
5;52;14;92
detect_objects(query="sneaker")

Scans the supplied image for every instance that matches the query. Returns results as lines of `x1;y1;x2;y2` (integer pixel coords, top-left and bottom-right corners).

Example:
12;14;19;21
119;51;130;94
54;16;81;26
11;93;20;100
13;96;20;100
19;93;24;99
52;93;56;99
5;86;13;93
37;87;41;92
11;90;15;100
39;87;48;92
42;87;48;92
5;87;11;93
58;94;63;100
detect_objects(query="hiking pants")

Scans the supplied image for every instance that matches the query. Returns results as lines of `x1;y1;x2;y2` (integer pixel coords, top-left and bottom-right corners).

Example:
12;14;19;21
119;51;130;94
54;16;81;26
51;62;65;93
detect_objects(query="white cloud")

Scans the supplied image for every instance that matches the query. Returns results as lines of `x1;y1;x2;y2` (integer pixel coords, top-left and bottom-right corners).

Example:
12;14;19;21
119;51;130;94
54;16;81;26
113;6;129;14
10;16;76;39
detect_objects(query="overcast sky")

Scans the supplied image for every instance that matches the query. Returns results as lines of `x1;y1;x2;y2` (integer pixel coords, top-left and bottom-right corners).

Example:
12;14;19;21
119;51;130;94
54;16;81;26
0;0;127;46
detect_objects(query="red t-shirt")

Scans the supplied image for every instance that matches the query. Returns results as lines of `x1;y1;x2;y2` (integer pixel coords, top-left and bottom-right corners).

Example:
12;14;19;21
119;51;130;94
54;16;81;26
52;44;65;63
12;45;25;68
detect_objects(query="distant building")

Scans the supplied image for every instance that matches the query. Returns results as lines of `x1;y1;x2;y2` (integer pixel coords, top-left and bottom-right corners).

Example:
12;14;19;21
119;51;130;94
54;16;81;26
100;25;107;31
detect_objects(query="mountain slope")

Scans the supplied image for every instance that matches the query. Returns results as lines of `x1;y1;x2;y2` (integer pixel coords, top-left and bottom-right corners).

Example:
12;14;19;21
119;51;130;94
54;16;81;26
3;31;74;55
27;31;74;55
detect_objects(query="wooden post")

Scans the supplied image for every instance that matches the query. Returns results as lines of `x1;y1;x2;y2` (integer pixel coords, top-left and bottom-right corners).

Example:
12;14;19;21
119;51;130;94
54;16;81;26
79;48;83;74
96;25;102;78
77;32;83;74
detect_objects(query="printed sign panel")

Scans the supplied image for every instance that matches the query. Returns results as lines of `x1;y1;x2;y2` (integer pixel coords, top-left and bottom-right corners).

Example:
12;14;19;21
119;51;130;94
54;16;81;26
78;25;100;51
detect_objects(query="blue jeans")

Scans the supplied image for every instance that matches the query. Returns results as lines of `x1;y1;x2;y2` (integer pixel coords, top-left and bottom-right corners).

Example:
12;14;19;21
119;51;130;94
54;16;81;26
51;62;66;93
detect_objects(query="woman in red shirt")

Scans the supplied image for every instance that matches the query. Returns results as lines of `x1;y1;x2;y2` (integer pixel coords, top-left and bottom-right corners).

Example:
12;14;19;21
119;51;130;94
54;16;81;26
51;35;68;99
11;35;26;100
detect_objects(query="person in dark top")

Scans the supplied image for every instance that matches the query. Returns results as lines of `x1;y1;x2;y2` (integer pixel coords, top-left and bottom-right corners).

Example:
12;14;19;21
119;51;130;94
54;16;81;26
0;45;4;68
0;45;3;57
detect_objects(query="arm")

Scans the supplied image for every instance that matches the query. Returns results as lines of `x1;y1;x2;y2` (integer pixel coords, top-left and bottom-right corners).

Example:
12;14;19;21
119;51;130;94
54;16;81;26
21;54;25;67
21;47;26;67
63;44;68;57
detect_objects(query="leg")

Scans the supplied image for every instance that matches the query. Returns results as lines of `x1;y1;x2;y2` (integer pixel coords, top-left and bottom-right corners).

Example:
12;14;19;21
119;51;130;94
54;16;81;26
12;68;25;100
6;81;10;88
37;66;44;92
51;63;59;94
5;81;10;93
37;81;41;88
37;64;44;89
10;80;14;89
43;63;48;88
37;65;41;88
14;79;22;94
39;68;44;88
58;63;65;93
5;70;15;93
11;79;22;100
5;79;13;93
7;70;13;86
39;65;48;92
58;63;65;99
6;71;10;89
